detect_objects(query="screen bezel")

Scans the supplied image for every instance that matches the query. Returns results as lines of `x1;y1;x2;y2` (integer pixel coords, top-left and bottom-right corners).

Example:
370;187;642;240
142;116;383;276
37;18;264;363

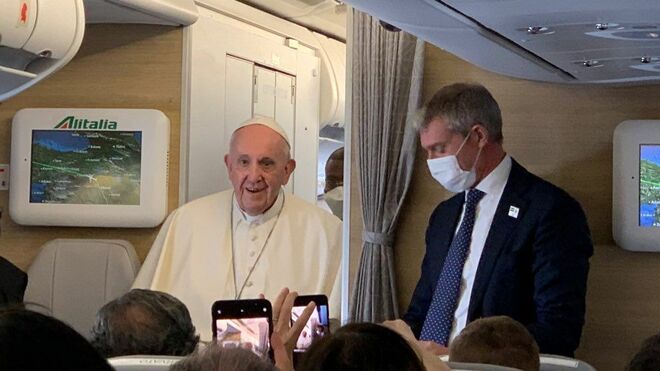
292;294;329;354
613;120;660;251
211;299;273;358
9;108;169;227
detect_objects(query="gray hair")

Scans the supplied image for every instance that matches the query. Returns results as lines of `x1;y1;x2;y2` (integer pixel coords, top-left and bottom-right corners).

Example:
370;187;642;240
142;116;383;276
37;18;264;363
90;289;199;358
171;343;277;371
421;83;503;143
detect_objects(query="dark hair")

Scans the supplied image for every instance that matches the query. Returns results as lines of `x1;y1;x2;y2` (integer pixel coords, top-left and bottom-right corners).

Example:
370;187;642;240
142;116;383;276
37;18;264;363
421;83;503;143
90;289;199;358
327;147;344;162
0;306;113;371
449;316;539;371
627;333;660;371
297;322;425;371
171;343;277;371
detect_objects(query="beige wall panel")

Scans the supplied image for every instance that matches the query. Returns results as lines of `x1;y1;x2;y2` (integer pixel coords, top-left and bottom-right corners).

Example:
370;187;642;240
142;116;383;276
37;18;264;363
391;44;660;371
0;24;182;270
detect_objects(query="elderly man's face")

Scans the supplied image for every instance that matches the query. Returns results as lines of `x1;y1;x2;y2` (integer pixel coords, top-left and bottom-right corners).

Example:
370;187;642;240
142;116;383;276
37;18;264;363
224;124;296;216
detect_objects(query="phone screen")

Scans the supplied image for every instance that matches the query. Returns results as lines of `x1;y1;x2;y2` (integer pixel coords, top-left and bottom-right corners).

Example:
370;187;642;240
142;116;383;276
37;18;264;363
212;300;272;358
292;295;329;353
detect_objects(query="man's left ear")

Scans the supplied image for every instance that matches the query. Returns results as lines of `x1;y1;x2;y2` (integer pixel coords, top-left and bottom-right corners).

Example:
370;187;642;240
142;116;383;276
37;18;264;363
283;159;297;183
474;124;489;148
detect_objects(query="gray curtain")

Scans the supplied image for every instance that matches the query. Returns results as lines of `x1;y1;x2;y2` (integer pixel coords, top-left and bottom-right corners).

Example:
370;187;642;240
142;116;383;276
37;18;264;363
349;10;425;323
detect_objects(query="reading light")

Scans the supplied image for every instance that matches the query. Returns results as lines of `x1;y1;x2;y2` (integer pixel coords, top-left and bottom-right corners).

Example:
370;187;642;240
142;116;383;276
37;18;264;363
582;60;602;68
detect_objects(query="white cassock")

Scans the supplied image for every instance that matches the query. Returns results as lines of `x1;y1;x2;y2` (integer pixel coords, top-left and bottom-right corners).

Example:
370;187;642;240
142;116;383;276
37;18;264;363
132;189;342;341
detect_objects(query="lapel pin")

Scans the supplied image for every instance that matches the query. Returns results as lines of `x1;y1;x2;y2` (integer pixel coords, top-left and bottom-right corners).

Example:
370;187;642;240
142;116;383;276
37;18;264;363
508;206;520;219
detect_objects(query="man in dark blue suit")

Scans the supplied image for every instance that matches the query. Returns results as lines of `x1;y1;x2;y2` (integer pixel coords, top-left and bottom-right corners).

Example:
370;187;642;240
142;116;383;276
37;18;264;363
403;83;593;357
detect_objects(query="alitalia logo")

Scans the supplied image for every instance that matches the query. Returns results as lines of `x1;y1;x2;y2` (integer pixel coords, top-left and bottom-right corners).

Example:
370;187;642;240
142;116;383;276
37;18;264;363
54;116;118;130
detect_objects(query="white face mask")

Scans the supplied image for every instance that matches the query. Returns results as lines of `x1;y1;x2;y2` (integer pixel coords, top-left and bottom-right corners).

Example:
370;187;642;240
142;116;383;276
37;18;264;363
324;186;343;220
427;131;482;193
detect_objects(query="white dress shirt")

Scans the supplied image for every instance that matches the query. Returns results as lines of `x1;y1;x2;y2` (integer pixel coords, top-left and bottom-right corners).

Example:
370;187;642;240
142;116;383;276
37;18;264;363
448;154;512;342
231;191;284;295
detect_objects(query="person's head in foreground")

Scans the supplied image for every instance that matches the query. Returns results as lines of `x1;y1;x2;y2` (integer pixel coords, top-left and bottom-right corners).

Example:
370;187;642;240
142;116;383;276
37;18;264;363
225;116;296;216
91;289;199;358
449;316;540;371
171;344;277;371
626;333;660;371
0;306;112;371
296;322;425;371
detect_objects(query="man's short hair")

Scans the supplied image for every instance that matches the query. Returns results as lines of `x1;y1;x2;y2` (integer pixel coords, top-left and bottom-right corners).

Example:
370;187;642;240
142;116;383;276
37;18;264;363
91;289;199;358
421;83;503;143
449;316;540;371
627;333;660;371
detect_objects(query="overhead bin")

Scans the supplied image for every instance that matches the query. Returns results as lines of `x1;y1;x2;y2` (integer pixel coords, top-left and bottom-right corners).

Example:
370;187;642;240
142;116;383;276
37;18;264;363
0;0;199;102
0;0;85;102
83;0;198;26
345;0;660;84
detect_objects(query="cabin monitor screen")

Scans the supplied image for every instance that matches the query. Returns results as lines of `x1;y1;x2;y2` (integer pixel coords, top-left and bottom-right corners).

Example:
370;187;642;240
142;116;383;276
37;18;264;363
640;144;660;227
10;108;169;228
30;130;142;205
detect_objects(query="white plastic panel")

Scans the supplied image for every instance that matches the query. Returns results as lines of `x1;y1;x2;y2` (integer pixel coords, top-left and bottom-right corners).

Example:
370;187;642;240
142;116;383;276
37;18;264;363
9;108;169;228
275;71;296;194
293;52;320;204
0;0;85;102
253;66;276;118
0;0;37;49
613;120;660;251
22;0;78;58
221;56;254;195
313;32;346;127
84;0;198;25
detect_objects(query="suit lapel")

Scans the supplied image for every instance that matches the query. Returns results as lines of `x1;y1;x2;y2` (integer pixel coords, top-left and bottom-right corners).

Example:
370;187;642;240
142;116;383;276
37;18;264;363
467;160;531;320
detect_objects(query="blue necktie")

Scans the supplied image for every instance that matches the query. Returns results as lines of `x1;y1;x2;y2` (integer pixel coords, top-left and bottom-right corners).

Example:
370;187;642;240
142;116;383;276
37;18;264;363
420;188;485;345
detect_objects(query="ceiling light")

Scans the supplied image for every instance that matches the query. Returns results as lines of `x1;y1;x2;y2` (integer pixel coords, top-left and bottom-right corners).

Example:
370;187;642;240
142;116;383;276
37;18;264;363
522;26;554;35
581;60;603;68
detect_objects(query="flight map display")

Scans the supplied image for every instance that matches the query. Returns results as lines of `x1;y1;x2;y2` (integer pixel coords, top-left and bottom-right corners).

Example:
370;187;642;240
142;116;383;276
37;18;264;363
30;130;142;205
640;144;660;227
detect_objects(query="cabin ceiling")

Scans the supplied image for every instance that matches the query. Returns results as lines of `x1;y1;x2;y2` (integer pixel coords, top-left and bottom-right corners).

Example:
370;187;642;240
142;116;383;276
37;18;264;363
237;0;346;41
345;0;660;85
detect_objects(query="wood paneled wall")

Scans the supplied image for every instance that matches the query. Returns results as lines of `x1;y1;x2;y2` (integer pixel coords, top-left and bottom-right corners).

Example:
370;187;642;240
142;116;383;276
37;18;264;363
0;24;182;270
388;44;660;371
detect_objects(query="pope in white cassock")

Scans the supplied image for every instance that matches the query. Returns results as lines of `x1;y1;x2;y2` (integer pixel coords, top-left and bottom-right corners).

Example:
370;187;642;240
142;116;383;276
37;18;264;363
132;116;342;341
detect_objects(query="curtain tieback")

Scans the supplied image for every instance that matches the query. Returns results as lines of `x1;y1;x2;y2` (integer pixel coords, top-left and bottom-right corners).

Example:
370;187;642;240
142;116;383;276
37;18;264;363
362;231;393;246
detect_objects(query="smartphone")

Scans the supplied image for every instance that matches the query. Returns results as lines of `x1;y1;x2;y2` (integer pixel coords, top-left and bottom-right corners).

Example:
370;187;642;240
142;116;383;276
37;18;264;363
291;294;329;354
211;299;273;358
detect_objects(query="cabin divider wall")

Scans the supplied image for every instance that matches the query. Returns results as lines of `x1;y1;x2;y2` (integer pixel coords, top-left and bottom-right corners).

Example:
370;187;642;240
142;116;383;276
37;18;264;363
0;24;183;270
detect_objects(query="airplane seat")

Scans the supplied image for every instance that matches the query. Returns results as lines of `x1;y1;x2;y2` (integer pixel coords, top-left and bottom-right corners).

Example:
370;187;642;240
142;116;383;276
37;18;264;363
23;238;140;338
108;355;183;371
539;354;596;371
446;362;523;370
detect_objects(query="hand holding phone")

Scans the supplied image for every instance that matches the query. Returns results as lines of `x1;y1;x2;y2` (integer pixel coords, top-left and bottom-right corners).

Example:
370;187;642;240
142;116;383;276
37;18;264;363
291;294;329;353
270;288;317;371
211;299;273;358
